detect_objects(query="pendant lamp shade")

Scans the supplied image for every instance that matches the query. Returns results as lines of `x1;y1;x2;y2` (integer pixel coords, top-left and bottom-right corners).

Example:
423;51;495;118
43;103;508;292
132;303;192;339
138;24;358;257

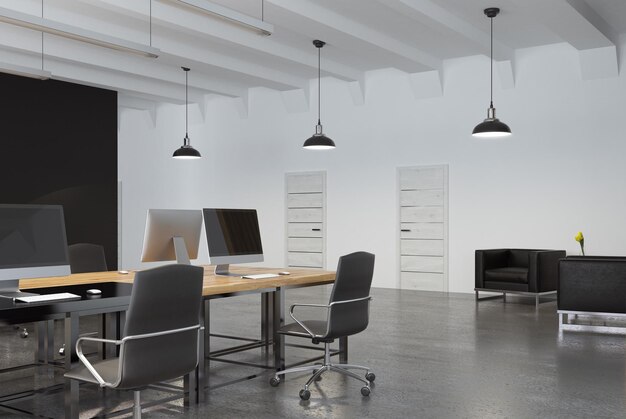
173;67;201;159
304;40;335;150
173;135;202;159
472;8;511;138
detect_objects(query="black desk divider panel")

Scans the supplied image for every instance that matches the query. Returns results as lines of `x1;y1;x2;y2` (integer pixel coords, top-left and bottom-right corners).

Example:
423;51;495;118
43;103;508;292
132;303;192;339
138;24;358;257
0;73;118;270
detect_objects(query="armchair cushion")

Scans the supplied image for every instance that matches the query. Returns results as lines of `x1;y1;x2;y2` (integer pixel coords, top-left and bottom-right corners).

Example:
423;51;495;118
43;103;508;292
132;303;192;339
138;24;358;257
508;250;530;268
484;267;528;284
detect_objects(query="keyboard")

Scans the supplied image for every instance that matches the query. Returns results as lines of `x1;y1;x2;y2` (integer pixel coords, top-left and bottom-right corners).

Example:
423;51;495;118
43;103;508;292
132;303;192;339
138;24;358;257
14;293;81;303
241;274;280;280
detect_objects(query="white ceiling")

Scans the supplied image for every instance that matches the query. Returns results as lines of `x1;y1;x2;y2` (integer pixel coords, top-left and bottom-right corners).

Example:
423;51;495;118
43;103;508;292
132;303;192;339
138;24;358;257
0;0;623;113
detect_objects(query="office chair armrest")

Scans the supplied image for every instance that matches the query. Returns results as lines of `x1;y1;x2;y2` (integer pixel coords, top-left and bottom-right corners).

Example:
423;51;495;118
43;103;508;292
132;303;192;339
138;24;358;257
76;336;121;388
289;303;329;338
328;296;372;307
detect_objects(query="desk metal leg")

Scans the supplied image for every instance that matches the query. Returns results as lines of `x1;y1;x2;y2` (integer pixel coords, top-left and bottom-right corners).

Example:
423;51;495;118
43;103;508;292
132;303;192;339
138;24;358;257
34;320;54;364
204;300;211;359
272;287;285;371
339;336;348;363
64;312;80;419
102;312;120;359
261;292;273;352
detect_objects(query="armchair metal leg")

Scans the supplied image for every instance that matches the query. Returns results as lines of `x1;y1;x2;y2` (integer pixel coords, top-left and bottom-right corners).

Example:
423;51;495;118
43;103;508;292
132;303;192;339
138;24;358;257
133;391;142;419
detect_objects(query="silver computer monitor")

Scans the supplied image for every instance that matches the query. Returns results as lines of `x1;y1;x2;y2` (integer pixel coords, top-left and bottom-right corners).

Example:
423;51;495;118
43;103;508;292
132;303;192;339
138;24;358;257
203;208;263;276
140;209;203;265
0;204;71;297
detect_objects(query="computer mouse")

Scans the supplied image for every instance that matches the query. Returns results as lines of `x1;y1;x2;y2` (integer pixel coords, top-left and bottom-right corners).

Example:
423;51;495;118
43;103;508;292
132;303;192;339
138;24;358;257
278;271;290;275
118;270;129;275
86;289;101;295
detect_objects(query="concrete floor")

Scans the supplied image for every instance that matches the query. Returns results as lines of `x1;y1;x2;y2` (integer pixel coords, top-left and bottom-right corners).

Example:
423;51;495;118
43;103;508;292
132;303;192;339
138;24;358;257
0;287;625;418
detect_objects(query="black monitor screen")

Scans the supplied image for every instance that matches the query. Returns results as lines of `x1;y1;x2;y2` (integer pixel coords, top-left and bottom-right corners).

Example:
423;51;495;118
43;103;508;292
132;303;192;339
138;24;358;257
0;205;69;269
203;209;263;257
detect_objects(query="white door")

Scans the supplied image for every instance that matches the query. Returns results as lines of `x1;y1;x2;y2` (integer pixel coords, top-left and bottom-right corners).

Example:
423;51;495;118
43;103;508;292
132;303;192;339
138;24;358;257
398;165;448;291
285;172;326;269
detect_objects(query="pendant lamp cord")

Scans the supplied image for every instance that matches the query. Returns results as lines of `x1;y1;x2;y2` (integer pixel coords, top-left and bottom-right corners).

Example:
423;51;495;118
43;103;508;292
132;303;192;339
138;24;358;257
318;45;321;125
490;15;493;108
261;0;264;22
41;0;44;71
185;70;189;137
149;0;152;47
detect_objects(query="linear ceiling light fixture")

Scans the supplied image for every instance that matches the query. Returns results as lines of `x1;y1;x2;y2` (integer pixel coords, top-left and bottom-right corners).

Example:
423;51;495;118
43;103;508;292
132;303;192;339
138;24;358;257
303;40;335;150
0;62;50;80
173;67;202;160
175;0;273;36
472;7;512;138
0;6;160;59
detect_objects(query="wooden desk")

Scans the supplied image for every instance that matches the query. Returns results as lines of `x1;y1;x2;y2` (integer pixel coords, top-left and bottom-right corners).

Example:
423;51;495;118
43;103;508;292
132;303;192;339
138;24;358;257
13;265;336;418
20;265;334;297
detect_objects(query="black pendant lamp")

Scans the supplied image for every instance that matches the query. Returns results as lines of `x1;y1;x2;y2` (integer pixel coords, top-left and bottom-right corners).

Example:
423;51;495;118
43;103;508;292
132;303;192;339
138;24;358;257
303;40;335;150
472;8;512;138
173;67;202;159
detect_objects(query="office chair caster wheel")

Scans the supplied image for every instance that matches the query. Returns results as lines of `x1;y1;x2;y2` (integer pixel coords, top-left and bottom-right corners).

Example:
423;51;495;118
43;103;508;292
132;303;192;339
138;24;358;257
365;372;376;382
20;328;28;338
361;386;371;397
269;377;280;387
299;389;310;401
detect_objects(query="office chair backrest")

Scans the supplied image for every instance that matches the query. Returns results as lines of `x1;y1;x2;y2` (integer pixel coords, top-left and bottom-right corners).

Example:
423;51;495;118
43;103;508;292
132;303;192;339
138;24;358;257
68;243;108;273
326;252;375;340
118;264;204;389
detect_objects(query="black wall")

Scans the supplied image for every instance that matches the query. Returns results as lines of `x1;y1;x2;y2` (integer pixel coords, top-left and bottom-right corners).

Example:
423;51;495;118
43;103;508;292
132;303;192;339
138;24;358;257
0;74;118;270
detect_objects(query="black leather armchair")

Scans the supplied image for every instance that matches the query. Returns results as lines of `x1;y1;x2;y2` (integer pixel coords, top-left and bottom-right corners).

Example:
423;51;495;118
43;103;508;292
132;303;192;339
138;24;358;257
475;248;566;305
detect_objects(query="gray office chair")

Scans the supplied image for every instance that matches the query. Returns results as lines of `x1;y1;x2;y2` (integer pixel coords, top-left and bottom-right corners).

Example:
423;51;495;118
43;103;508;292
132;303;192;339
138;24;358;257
64;264;204;418
68;243;108;273
269;251;376;400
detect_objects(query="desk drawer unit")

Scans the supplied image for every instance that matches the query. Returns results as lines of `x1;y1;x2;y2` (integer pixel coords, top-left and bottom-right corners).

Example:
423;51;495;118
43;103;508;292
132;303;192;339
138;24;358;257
286;172;326;269
398;165;448;291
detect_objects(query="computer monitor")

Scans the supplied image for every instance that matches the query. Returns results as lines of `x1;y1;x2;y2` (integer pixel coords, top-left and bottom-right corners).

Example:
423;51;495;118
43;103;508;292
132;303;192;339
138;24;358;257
0;204;71;298
141;209;203;265
203;208;263;276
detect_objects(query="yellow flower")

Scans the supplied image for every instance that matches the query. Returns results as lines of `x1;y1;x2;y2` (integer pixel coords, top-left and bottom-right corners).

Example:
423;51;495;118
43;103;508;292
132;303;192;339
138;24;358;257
575;232;584;243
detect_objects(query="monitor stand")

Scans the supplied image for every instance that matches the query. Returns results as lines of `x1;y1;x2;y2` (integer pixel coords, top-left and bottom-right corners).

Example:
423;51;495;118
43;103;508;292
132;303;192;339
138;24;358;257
0;279;38;299
214;264;240;277
173;236;191;265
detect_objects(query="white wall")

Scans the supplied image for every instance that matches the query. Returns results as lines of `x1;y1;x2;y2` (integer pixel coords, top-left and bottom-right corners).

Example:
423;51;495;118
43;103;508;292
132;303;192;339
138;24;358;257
119;42;626;293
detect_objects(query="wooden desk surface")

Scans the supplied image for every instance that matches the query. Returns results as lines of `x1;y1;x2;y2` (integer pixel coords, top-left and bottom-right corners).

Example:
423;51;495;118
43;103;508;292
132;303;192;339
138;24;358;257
19;266;335;296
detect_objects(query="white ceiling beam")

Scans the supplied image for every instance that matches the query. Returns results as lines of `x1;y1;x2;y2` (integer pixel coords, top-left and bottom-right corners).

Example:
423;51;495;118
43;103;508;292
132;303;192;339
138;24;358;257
173;0;273;36
374;0;513;61
0;25;247;98
0;5;160;58
75;0;363;83
266;0;441;73
518;0;618;80
374;0;514;89
0;45;207;105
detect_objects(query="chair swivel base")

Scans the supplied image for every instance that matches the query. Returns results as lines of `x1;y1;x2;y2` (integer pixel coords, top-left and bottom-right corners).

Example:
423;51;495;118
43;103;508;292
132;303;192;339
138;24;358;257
269;342;375;400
